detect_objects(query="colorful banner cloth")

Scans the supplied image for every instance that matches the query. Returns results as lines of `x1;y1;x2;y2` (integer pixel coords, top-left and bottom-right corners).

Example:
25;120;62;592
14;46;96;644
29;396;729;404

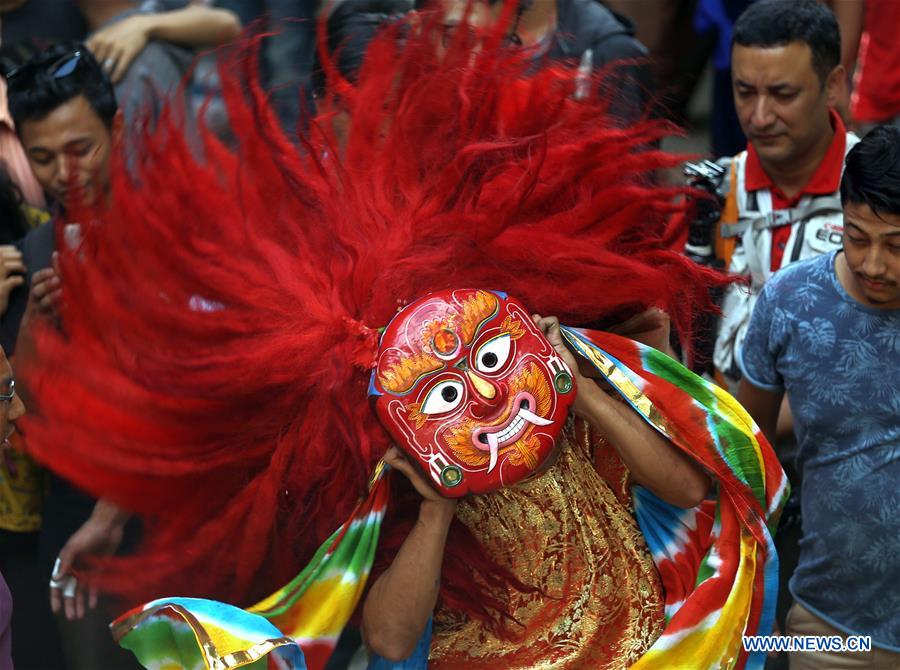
113;463;391;670
114;598;305;670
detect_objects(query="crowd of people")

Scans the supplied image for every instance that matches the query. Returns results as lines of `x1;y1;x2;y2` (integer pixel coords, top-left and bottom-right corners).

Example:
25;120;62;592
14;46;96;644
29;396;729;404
0;1;897;669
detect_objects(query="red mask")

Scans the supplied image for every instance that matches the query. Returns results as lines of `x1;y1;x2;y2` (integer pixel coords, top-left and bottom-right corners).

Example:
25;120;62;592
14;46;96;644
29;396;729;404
370;289;576;497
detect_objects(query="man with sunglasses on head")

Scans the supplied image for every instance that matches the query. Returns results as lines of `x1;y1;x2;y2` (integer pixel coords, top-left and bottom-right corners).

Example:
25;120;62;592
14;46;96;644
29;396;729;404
2;45;136;670
2;45;119;347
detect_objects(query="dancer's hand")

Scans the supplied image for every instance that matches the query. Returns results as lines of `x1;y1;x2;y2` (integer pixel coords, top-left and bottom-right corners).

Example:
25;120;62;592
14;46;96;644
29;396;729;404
384;446;450;503
531;308;676;407
532;313;602;417
532;314;580;376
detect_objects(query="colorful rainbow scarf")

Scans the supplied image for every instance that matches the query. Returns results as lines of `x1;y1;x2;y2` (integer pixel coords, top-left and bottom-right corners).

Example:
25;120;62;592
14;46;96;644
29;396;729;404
111;331;787;670
112;464;391;670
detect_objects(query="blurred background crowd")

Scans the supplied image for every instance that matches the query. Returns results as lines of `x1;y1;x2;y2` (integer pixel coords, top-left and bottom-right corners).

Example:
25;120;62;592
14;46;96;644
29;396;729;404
0;0;898;669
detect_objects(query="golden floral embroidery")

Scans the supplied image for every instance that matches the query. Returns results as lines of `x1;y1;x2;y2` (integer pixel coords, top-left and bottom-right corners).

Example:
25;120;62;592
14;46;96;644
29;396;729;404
429;418;665;670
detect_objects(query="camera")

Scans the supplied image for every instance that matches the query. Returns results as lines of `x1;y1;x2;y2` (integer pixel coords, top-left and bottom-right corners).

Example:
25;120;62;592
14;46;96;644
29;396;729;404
683;160;726;267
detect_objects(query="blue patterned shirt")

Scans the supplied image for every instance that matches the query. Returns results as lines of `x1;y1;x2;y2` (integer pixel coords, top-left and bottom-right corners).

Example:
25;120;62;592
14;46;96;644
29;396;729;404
740;250;900;650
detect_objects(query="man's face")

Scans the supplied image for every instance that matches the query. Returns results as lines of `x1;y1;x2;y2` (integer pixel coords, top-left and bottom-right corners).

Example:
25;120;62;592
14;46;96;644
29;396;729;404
20;95;114;207
842;201;900;309
371;289;575;497
0;349;25;450
432;0;505;49
732;42;839;169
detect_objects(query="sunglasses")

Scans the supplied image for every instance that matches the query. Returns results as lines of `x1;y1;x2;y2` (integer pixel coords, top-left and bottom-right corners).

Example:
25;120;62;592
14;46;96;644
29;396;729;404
0;379;15;404
6;50;85;88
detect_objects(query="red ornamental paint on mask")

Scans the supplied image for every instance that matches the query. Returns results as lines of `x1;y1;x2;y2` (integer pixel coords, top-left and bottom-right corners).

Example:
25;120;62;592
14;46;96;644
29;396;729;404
370;289;576;497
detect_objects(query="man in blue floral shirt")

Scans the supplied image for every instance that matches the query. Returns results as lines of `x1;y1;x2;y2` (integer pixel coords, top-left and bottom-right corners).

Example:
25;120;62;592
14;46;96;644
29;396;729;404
738;125;900;669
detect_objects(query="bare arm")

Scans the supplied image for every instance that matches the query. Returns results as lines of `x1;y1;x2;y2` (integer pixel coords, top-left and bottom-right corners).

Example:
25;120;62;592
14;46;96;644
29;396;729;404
141;4;242;47
536;315;711;509
576;379;711;508
775;394;794;442
830;0;865;122
737;379;783;447
361;447;456;661
87;5;242;82
51;498;130;621
831;0;865;75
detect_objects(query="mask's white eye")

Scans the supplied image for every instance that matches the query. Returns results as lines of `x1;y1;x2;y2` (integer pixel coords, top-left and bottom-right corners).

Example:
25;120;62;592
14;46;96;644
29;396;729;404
421;380;465;415
474;334;511;373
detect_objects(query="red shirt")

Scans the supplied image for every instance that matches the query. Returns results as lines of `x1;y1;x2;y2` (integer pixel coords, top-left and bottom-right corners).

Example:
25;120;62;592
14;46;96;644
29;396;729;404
744;109;846;270
851;0;900;123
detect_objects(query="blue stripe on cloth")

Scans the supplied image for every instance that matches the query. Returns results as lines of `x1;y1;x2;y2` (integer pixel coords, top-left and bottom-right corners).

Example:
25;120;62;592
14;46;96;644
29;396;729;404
633;485;691;557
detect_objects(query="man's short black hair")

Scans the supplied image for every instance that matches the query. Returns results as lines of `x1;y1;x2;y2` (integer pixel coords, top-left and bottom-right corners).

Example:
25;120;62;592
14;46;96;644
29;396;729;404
314;0;411;96
841;125;900;219
732;0;840;85
0;42;40;79
5;42;118;132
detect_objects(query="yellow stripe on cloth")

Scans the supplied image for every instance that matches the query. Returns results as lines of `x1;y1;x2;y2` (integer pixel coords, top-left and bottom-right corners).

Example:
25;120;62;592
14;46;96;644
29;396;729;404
250;574;362;641
633;528;758;669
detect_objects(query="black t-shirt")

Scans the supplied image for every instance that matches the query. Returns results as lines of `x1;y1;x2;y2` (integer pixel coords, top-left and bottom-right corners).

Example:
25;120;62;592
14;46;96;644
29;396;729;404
0;0;87;49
